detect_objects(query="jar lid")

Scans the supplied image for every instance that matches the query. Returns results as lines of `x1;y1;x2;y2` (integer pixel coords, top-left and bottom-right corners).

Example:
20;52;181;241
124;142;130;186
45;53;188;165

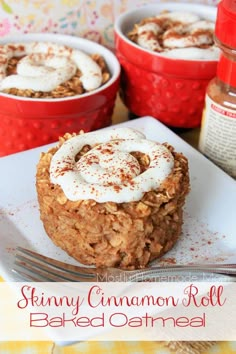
217;52;236;87
215;0;236;49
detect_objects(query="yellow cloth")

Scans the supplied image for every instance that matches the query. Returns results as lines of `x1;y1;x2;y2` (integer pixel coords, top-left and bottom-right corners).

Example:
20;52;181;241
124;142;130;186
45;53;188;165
0;338;235;354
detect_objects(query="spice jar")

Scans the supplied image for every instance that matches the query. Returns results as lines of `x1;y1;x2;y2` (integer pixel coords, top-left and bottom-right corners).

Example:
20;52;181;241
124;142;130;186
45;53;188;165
199;0;236;178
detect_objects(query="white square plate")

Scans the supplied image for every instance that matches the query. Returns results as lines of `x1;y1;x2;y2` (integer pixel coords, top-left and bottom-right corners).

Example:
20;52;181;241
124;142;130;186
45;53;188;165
0;116;235;281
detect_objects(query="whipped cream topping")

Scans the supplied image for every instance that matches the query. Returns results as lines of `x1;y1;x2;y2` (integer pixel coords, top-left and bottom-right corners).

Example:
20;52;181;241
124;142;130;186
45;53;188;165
131;11;219;60
137;23;162;51
161;46;220;60
163;20;215;49
158;11;200;24
0;42;102;92
50;128;174;203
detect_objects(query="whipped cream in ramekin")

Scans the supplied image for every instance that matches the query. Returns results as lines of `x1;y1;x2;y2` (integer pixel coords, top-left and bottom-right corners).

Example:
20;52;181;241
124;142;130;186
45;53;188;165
50;128;174;203
0;42;103;92
129;11;220;60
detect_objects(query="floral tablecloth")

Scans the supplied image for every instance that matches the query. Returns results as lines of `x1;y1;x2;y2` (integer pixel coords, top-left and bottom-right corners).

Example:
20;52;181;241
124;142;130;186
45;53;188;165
0;0;219;48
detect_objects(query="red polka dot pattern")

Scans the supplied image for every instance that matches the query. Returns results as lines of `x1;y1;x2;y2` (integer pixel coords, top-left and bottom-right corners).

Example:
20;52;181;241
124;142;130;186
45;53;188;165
0;94;118;157
118;54;211;129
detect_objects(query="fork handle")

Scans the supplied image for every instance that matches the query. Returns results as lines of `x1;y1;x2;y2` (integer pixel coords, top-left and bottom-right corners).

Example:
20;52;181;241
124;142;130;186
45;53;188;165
127;267;236;282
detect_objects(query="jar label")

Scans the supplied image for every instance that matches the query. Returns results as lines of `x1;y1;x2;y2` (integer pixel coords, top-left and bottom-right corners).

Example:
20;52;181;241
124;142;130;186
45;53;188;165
199;94;236;178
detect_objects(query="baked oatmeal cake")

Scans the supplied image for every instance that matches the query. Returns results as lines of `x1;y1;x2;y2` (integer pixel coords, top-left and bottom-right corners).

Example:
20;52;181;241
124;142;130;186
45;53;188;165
128;10;219;60
36;128;190;269
0;42;110;98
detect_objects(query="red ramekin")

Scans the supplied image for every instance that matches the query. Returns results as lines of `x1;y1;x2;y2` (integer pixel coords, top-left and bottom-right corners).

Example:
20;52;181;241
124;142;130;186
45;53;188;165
0;33;120;156
114;3;218;128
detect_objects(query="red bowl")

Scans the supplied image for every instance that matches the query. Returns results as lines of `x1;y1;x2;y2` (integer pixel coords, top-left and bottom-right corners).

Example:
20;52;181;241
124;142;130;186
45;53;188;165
114;3;218;128
0;33;120;157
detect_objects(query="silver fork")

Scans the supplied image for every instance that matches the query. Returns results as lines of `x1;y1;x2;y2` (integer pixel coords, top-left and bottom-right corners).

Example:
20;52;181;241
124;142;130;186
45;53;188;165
12;246;236;282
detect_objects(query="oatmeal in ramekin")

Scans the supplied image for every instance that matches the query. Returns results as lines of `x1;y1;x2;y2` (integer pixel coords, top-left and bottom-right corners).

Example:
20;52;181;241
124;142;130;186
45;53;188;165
128;11;219;60
0;42;110;98
36;128;190;269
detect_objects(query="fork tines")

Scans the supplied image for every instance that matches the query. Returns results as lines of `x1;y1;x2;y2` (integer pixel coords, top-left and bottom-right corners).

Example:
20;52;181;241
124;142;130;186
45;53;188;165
13;246;98;282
